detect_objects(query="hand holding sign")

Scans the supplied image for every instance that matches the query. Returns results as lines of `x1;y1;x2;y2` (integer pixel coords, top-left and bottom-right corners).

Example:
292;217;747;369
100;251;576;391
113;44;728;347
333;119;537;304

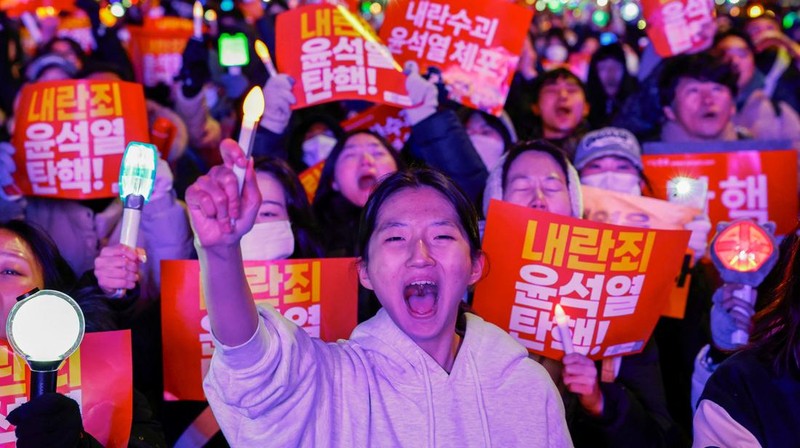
402;61;438;126
186;139;260;248
260;74;297;134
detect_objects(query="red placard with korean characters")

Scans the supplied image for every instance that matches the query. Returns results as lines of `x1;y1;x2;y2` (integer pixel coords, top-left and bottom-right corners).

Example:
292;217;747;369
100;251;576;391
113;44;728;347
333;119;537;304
161;258;359;401
379;0;533;116
11;80;150;200
473;200;689;361
0;0;73;17
642;0;716;57
276;4;411;109
0;331;133;447
642;141;798;236
341;104;411;151
126;17;193;87
57;14;95;53
299;161;325;203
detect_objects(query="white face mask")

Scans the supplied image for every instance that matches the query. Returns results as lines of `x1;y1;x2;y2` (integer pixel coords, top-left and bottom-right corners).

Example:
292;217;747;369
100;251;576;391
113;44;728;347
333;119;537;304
545;45;569;63
469;134;505;170
240;220;295;261
302;134;337;167
581;172;642;196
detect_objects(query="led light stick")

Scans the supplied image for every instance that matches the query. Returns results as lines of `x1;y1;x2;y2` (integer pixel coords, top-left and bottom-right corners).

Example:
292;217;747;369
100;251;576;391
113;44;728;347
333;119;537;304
7;289;85;399
193;1;204;40
117;142;158;297
554;304;574;354
20;12;43;44
709;219;778;345
234;86;265;193
254;39;278;78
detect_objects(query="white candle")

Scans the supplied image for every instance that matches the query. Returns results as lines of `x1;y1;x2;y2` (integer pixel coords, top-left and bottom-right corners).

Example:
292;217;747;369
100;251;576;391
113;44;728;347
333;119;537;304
554;304;574;355
254;39;278;78
193;1;204;40
234;86;265;193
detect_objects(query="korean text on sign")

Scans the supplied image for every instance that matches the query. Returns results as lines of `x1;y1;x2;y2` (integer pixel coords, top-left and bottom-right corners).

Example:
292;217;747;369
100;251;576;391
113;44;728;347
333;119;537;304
11;80;150;199
341;105;411;151
379;0;533;115
276;4;411;108
642;0;715;57
126;17;194;87
0;331;133;447
641;146;798;236
161;259;359;402
473;200;689;361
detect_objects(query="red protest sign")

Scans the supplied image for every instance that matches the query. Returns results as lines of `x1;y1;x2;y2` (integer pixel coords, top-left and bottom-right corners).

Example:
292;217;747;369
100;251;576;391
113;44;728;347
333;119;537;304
0;0;73;17
473;200;689;361
276;4;411;109
642;0;716;57
299;161;325;203
161;258;359;401
0;331;133;447
642;149;798;236
341;104;411;151
11;80;150;200
126;17;193;87
379;0;533;116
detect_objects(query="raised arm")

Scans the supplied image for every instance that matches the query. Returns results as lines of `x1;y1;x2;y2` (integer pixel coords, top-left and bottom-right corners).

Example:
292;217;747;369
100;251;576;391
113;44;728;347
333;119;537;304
185;139;262;346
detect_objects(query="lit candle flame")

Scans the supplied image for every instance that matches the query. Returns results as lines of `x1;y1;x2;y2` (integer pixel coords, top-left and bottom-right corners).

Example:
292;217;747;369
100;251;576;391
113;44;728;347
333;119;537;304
193;1;203;17
242;86;265;123
254;40;278;77
205;9;217;21
554;304;568;325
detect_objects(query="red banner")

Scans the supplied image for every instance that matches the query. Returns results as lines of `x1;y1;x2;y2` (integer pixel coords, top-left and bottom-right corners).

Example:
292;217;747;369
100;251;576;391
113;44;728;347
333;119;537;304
0;0;73;17
0;331;133;447
341;104;411;151
473;200;689;360
642;0;716;57
379;0;533;116
11;80;150;199
126;17;193;87
276;4;411;109
642;149;798;236
161;258;359;401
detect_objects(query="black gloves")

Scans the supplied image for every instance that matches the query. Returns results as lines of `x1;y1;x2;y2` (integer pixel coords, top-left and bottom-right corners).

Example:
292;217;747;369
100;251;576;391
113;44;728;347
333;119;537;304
7;393;85;448
176;38;211;98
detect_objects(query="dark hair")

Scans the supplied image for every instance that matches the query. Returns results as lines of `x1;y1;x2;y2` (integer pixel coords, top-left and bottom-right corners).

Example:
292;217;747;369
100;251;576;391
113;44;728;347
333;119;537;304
713;29;757;57
501;139;571;190
457;108;514;151
748;225;800;374
253;157;324;258
356;168;482;264
586;43;638;127
658;52;739;109
78;61;135;82
38;37;86;66
530;68;587;106
0;220;116;332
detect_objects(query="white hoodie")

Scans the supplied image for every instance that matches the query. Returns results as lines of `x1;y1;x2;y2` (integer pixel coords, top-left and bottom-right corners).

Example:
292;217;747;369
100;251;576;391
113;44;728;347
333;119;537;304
204;306;573;447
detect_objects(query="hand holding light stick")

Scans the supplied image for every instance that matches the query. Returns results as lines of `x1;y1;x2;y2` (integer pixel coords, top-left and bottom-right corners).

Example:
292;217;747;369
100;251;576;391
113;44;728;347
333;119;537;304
554;304;574;355
116;142;158;298
193;0;204;40
731;284;754;345
254;39;278;78
235;86;265;193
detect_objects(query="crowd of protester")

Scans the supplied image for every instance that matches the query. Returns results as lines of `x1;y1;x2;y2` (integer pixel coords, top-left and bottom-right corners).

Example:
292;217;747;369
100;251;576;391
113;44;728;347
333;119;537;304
0;0;799;446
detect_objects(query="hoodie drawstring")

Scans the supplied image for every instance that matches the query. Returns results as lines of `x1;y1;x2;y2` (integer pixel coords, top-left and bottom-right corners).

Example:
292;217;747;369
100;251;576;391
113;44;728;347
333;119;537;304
420;353;436;448
468;351;492;447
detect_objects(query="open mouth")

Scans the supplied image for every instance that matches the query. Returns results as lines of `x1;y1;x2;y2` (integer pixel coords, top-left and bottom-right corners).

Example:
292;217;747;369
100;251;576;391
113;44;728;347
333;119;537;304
555;106;573;117
702;111;718;119
358;174;377;191
403;280;439;318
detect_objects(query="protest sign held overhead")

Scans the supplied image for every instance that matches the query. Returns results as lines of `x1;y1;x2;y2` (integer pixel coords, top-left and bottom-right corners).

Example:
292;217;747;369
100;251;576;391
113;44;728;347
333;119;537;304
161;258;359;401
379;0;533;115
0;331;133;447
642;0;716;57
276;4;411;109
341;104;411;151
473;200;689;361
127;17;194;88
11;80;150;200
642;141;798;236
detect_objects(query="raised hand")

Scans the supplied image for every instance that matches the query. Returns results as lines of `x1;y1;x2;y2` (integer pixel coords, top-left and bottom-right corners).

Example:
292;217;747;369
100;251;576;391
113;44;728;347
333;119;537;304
562;353;605;417
94;243;144;296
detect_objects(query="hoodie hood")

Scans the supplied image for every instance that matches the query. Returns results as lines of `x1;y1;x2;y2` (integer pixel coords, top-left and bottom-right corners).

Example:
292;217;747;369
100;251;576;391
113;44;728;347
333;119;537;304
481;152;584;219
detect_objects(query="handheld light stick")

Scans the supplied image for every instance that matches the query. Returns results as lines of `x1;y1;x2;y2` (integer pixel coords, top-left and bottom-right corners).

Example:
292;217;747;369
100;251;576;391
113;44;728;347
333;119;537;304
235;86;265;193
193;0;204;40
254;40;278;78
7;290;85;399
554;304;574;355
20;12;43;44
667;176;708;212
709;219;778;345
116;142;158;297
